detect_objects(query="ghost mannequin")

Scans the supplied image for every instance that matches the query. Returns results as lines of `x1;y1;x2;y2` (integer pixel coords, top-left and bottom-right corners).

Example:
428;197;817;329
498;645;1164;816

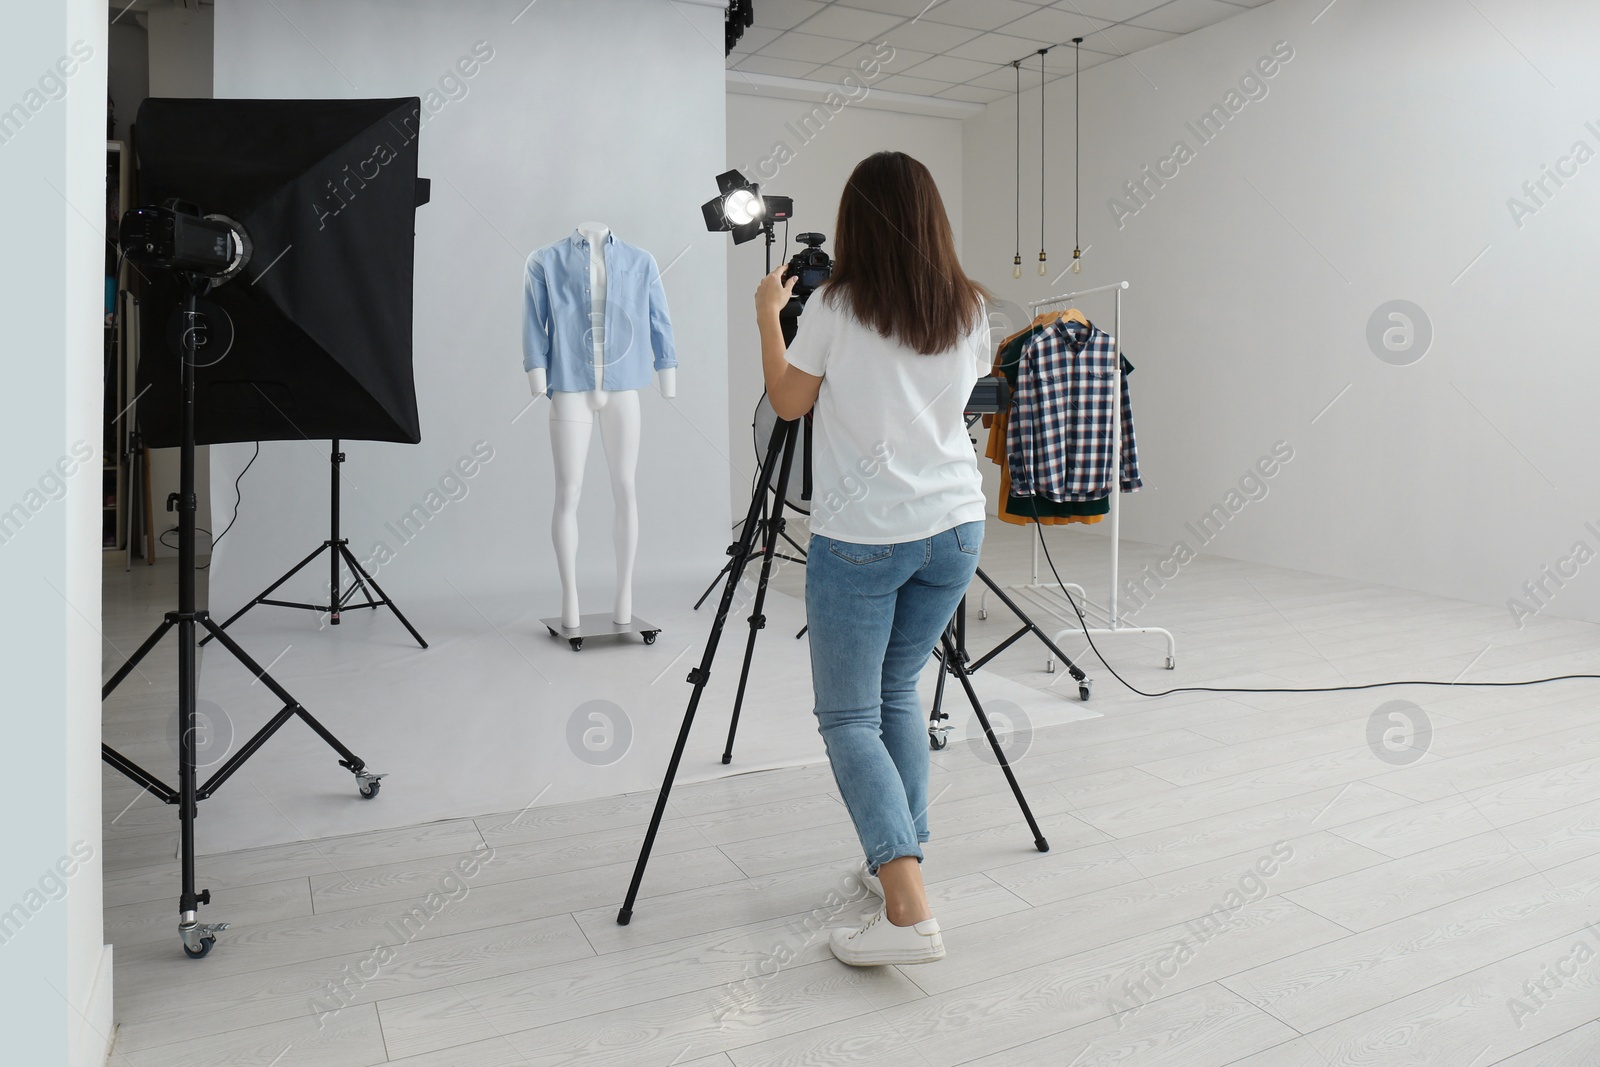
527;222;677;633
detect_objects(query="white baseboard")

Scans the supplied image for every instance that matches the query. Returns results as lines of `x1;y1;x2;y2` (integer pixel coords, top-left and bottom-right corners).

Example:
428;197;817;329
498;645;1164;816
69;943;114;1067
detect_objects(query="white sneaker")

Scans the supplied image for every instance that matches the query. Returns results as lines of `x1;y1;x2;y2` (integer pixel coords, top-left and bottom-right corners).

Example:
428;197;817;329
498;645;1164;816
856;860;884;900
830;905;944;966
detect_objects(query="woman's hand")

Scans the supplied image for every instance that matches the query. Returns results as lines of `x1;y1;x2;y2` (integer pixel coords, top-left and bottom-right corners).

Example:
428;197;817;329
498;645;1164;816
755;265;797;323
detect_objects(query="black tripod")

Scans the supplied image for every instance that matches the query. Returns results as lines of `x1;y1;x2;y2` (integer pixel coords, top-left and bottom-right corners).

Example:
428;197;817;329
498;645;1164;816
202;439;426;648
927;570;1093;751
101;276;385;959
616;415;1049;925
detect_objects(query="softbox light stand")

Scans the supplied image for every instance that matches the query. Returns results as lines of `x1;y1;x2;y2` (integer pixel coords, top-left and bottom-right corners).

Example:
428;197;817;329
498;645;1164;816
102;96;432;958
102;277;384;960
202;439;427;647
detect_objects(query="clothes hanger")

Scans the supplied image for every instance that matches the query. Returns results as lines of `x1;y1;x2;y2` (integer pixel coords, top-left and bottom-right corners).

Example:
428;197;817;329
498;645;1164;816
1061;307;1090;326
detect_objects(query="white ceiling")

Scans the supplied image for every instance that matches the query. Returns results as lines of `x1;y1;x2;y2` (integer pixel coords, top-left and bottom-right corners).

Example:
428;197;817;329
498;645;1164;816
728;0;1272;106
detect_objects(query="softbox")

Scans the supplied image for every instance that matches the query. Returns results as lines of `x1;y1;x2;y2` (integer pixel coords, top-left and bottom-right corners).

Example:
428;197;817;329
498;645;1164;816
133;97;427;446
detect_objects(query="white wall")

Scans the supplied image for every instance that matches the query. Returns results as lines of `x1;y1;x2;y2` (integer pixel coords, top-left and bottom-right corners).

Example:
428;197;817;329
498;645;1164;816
209;0;731;611
145;3;213;99
961;0;1600;627
0;2;112;1062
725;92;965;513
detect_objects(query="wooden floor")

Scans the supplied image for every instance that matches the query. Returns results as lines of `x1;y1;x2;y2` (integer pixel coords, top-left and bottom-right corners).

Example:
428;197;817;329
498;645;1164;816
100;521;1600;1065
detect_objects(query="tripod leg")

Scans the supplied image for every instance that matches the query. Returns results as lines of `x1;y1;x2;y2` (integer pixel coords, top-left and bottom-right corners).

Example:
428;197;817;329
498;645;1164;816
619;420;797;925
199;615;373;774
969;567;1087;682
341;544;428;648
337;551;380;610
941;630;1049;853
200;541;330;645
721;523;778;764
693;556;736;610
102;618;175;699
927;629;951;751
721;423;799;765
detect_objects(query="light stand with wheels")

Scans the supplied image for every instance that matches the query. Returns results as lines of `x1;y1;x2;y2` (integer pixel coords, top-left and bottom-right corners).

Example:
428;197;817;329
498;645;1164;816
201;439;428;648
100;275;385;959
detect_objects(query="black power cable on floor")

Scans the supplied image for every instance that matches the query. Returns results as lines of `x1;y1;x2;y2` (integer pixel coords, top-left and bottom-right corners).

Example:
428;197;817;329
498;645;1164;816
1026;506;1600;698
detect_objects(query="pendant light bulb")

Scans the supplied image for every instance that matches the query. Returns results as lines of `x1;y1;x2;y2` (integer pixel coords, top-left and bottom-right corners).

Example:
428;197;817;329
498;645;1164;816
1038;250;1047;276
1071;247;1083;274
1013;253;1022;279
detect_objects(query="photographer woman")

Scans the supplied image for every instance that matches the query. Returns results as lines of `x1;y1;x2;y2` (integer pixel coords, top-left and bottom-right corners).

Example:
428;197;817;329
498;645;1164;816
755;151;990;966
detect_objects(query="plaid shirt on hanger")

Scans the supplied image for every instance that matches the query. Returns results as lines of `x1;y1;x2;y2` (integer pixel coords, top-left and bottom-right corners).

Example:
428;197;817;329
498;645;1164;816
1006;318;1143;501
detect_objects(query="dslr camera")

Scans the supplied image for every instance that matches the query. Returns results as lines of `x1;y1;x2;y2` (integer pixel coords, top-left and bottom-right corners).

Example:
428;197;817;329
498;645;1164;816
783;232;832;301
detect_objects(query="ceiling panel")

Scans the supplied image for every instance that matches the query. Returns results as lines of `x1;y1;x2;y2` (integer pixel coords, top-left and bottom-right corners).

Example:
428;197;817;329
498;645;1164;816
1046;0;1169;20
920;0;1050;31
1126;0;1249;33
752;1;826;31
759;31;861;63
945;31;1055;63
731;0;1260;109
876;18;987;52
796;4;907;40
1079;21;1179;54
999;6;1112;40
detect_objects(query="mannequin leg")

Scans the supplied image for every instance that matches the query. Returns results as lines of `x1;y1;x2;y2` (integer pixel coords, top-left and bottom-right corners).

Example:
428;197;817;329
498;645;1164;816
549;391;596;628
596;389;641;624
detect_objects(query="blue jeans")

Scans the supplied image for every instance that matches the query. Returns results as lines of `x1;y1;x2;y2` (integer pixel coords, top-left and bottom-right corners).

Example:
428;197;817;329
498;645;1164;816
805;520;984;874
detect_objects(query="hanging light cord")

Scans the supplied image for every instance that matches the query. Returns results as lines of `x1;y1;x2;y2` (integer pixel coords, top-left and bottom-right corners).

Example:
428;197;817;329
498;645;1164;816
1073;37;1082;269
1014;61;1021;274
1038;50;1047;270
1075;40;1081;251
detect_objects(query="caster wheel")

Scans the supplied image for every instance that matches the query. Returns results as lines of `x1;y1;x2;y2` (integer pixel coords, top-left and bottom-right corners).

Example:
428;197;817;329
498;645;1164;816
979;608;988;620
183;937;215;959
929;732;947;751
569;637;583;651
1079;683;1092;702
1045;658;1055;673
1166;656;1176;670
546;626;557;637
643;631;658;645
358;779;381;800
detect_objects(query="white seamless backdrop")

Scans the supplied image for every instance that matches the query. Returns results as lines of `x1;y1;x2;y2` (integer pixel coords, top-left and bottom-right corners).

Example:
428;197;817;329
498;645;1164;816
209;0;731;612
185;0;744;847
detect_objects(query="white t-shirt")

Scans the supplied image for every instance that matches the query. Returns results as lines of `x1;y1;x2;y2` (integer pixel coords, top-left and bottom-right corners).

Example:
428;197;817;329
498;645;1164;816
784;288;989;545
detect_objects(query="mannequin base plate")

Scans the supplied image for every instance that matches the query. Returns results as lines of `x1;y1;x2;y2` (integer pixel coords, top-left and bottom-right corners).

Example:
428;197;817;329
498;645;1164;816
542;613;661;651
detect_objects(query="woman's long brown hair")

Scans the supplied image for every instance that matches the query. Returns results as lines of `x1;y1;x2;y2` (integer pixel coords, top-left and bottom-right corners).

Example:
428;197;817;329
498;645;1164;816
823;151;988;355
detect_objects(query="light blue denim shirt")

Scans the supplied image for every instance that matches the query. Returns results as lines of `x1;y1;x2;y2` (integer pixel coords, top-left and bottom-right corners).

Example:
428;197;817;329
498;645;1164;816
522;230;677;394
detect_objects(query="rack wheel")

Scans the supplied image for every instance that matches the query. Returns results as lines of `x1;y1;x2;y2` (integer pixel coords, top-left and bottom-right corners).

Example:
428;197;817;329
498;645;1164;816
183;936;214;959
643;631;658;645
358;778;381;799
929;731;947;751
1045;657;1055;673
979;607;987;620
546;625;557;637
1166;656;1176;670
1078;680;1092;702
569;637;583;651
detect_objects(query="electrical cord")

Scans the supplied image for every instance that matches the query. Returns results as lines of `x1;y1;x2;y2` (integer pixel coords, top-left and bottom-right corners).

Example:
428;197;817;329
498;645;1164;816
206;441;259;561
158;441;259;569
1024;501;1600;696
1001;323;1593;693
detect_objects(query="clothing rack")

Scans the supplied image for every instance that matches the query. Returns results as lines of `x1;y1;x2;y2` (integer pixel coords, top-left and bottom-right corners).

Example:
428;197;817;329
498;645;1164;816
982;280;1176;670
